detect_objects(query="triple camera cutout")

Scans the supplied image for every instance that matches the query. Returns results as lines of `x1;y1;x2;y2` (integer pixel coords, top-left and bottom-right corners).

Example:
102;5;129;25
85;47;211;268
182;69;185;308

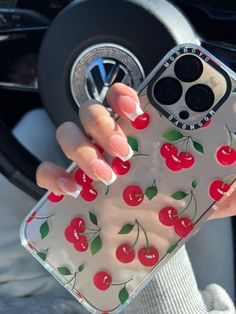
147;48;231;130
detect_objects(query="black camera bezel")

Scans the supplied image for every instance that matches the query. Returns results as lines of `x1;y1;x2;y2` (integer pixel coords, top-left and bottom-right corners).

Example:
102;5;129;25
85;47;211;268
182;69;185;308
146;47;231;130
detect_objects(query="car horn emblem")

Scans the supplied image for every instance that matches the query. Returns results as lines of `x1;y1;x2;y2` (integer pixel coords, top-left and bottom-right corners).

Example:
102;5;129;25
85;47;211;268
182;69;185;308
70;43;144;107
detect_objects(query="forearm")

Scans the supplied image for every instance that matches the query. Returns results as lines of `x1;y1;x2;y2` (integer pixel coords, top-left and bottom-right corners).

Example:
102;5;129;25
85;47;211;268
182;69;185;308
126;245;235;314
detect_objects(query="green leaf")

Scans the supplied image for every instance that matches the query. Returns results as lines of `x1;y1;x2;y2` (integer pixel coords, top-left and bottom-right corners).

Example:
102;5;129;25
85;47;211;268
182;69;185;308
118;224;134;234
57;266;72;275
232;87;236;93
192;180;197;189
127;136;138;151
162;130;183;141
166;243;178;254
37;252;46;261
89;211;98;226
91;235;102;255
40;221;49;239
119;287;129;304
171;191;188;200
192;141;204;154
78;264;85;272
145;186;158;201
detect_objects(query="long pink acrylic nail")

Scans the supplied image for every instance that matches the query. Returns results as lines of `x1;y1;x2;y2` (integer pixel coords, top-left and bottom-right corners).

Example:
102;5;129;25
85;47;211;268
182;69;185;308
90;159;117;185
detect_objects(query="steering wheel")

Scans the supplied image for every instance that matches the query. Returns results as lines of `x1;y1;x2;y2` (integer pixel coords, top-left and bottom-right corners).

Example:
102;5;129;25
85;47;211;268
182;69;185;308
0;0;199;199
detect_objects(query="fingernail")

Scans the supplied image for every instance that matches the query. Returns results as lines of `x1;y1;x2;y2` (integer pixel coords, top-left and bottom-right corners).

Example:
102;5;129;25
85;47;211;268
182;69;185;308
90;159;117;185
109;134;133;161
118;95;143;121
57;177;82;198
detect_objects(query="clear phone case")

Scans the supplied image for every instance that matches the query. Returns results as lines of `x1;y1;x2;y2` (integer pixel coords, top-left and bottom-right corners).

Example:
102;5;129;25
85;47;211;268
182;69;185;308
20;44;236;313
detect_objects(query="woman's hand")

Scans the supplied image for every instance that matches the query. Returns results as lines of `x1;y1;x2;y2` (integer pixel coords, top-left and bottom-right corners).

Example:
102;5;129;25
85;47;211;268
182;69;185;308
36;83;236;220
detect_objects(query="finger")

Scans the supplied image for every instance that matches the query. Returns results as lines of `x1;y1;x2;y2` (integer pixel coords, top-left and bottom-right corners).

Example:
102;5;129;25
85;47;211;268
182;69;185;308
106;82;143;121
36;161;82;198
56;121;117;186
79;100;133;161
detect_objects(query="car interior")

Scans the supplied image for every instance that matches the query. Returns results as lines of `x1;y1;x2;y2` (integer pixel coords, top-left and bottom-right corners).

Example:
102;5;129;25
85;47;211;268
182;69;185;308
0;0;235;308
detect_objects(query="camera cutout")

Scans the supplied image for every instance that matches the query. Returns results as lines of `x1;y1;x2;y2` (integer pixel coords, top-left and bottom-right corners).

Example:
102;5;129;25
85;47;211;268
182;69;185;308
174;55;203;82
185;84;214;112
153;77;182;105
147;46;230;130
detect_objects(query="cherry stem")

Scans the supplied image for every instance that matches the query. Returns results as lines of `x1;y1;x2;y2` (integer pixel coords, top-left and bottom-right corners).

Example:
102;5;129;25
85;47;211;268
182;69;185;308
109;278;133;286
34;214;55;220
185;137;190;154
134;193;145;197
136;220;150;253
179;137;187;153
130;223;140;250
65;273;77;286
225;124;233;149
178;192;193;216
80;231;97;235
143;101;150;111
190;191;198;223
86;227;100;232
132;153;149;157
72;273;77;290
87;231;100;243
105;185;109;195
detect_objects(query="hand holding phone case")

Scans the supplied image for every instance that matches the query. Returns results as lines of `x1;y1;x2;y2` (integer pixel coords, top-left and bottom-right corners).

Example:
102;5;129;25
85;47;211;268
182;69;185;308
20;44;236;313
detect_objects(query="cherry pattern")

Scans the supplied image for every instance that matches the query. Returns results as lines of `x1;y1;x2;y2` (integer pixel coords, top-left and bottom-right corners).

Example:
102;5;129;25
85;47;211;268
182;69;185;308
93;271;132;304
47;192;64;203
26;211;55;240
57;264;85;290
160;129;204;172
64;212;102;255
216;125;236;166
209;179;230;201
117;220;159;267
131;112;150;130
159;180;197;239
123;181;158;206
112;158;131;176
73;168;98;202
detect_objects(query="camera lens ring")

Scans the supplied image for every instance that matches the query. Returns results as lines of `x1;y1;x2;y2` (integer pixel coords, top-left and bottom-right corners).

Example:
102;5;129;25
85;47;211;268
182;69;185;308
174;55;203;82
185;84;215;112
153;77;182;105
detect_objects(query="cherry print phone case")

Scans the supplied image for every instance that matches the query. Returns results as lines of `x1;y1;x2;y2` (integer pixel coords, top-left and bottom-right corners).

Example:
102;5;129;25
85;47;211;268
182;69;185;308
20;44;236;313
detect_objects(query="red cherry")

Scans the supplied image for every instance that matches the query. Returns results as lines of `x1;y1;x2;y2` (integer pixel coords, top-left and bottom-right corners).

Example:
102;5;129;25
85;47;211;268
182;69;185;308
116;243;135;263
112;157;131;175
123;185;144;206
216;145;236;166
94;143;104;153
174;217;194;237
64;226;81;243
27;242;34;250
47;192;64;203
75;168;93;186
209;180;230;201
165;153;183;171
93;271;112;291
73;235;88;252
202;119;211;128
138;247;159;267
70;217;86;233
159;207;178;226
160;143;178;158
179;152;195;168
131;112;150;130
26;211;37;223
80;185;98;202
